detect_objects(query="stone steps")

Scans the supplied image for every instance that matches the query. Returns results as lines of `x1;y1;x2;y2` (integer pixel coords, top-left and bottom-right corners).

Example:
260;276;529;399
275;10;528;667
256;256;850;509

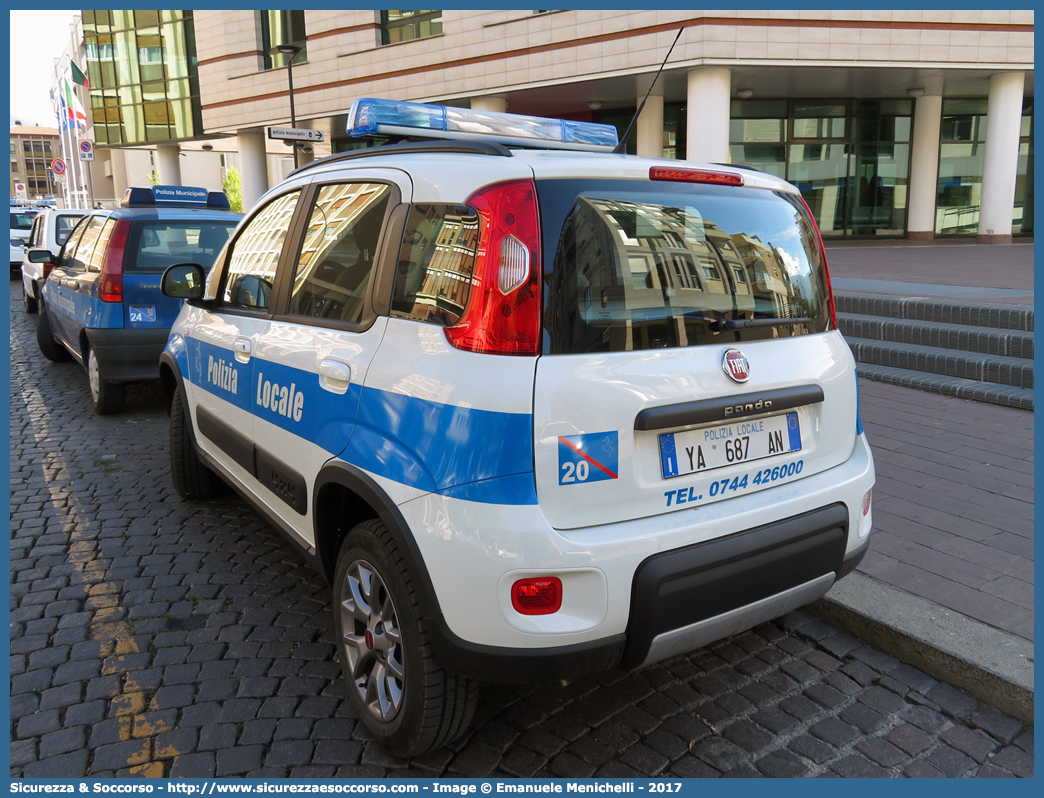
836;293;1033;411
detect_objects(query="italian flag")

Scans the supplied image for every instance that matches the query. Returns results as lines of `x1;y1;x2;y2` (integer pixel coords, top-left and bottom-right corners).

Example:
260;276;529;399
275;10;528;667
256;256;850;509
63;78;87;130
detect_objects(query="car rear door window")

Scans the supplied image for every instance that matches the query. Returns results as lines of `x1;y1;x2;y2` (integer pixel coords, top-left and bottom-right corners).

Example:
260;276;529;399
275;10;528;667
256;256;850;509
84;219;117;273
288;182;391;324
222;191;301;310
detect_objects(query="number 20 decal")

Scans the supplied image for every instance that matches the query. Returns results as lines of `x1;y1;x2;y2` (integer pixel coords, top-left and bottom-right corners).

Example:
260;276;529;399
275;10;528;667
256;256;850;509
558;431;618;486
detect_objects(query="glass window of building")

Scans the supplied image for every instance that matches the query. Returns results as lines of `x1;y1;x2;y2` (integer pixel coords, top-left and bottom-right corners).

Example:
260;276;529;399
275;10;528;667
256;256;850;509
1013;98;1033;235
82;9;202;146
381;11;443;45
261;10;307;69
935;99;987;235
729;99;911;238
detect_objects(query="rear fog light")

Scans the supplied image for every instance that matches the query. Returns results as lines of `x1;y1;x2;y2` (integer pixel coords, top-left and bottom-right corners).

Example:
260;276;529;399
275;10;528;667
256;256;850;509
511;577;562;615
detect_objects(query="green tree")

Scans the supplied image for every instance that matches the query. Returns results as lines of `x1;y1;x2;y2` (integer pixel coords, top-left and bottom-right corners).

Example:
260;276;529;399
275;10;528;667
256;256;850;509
148;171;159;186
222;166;243;212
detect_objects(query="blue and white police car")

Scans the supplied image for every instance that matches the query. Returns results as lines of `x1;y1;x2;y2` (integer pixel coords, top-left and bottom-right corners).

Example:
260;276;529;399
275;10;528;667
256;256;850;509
159;98;875;755
34;186;240;414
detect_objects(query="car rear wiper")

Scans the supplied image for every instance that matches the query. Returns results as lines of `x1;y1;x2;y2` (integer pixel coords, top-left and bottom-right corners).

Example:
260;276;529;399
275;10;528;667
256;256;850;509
712;317;813;331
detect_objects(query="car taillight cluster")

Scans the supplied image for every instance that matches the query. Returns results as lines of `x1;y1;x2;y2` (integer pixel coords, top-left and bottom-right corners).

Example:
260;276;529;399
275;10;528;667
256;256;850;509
99;220;130;303
444;180;542;356
799;195;837;330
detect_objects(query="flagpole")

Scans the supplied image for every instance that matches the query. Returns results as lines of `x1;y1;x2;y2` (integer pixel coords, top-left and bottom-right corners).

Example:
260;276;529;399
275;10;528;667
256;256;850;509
52;59;72;208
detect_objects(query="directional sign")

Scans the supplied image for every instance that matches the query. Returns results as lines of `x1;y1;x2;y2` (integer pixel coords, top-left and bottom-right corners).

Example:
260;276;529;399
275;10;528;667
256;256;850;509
51;158;66;176
267;126;324;142
79;140;94;161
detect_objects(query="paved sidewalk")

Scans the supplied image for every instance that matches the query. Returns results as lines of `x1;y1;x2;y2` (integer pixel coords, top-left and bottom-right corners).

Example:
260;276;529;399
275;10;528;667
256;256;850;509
856;379;1034;642
825;241;1034;305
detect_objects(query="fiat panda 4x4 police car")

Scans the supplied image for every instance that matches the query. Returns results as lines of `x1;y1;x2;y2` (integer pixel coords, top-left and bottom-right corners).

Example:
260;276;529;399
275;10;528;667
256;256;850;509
159;98;875;756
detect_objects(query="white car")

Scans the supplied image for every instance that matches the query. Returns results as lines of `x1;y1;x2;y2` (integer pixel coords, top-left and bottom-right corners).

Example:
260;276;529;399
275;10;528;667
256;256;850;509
20;208;88;313
158;98;875;756
10;206;41;278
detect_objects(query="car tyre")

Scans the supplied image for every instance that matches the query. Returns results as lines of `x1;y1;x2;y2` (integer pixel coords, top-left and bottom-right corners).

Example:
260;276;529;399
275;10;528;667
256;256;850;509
23;283;37;314
170;387;218;499
87;348;126;415
333;519;478;757
36;300;71;362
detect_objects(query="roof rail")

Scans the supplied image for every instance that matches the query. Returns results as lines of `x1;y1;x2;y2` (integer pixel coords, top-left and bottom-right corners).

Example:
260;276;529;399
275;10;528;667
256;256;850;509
290;140;512;178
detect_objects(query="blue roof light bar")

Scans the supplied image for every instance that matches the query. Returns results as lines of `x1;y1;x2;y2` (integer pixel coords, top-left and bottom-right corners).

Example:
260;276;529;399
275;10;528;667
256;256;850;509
346;98;619;152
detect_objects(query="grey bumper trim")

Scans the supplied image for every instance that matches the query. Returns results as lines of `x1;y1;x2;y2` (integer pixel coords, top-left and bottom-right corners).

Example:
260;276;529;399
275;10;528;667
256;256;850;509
640;572;836;668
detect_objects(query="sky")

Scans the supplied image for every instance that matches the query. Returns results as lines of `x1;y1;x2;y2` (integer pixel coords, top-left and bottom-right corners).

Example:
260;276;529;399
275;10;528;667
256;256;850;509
9;9;80;127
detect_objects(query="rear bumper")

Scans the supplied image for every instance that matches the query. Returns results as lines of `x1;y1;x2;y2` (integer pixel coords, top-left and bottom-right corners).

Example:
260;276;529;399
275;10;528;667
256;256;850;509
404;433;875;682
86;327;171;383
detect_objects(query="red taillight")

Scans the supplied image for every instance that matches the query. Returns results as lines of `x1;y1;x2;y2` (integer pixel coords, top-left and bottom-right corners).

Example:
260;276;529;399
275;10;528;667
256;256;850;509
43;263;55;279
444;180;542;356
649;166;744;187
99;220;130;303
798;195;837;330
511;577;562;615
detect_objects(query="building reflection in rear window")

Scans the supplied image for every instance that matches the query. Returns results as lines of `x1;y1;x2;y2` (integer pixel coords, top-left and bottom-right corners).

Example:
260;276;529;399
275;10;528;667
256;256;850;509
539;180;831;354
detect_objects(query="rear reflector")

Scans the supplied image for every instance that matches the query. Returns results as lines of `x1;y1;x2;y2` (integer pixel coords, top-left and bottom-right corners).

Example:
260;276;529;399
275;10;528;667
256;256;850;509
445;180;542;356
511;577;562;615
862;489;872;516
100;219;131;303
650;166;744;186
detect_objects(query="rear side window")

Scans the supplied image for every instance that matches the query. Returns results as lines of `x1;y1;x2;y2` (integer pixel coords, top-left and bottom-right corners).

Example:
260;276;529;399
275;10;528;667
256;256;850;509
391;204;479;326
55;215;80;246
125;220;238;274
64;216;108;272
539;179;831;354
84;219;117;273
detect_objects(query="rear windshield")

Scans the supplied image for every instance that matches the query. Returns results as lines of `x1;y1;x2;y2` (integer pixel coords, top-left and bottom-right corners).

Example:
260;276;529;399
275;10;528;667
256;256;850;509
538;179;831;354
125;220;237;274
11;211;37;231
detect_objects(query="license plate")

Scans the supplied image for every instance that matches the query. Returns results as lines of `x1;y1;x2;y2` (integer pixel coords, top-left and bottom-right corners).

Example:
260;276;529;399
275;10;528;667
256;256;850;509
659;412;801;479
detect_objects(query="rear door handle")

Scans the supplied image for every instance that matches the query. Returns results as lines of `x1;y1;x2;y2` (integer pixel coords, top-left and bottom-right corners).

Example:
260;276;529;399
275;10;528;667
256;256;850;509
318;358;352;394
233;337;252;363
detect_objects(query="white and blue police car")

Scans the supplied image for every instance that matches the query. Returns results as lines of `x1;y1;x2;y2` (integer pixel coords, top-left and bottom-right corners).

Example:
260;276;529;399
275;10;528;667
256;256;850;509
159;98;875;755
34;186;240;414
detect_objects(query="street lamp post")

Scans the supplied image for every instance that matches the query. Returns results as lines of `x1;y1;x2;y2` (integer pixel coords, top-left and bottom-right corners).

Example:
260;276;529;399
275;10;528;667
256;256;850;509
272;43;303;168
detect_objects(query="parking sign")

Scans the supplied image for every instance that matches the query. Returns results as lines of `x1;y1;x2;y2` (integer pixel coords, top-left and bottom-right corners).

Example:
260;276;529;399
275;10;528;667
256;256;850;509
79;140;94;161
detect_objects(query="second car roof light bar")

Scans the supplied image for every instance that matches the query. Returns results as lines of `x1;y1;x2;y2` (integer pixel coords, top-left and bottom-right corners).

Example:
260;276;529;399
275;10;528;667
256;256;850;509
346;97;619;152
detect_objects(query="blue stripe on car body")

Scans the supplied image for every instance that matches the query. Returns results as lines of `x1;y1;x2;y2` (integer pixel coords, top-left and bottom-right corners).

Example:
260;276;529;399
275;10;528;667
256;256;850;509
181;338;537;505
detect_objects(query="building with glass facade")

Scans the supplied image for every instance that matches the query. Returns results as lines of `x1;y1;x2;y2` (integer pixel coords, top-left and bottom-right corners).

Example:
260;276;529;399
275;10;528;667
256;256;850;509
181;10;1032;242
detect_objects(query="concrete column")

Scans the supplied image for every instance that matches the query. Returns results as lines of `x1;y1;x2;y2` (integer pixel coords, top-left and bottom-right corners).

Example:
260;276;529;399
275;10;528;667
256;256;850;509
906;94;943;240
978;71;1025;244
637;94;664;159
155;142;182;185
471;96;507;113
238;131;270;211
686;68;731;163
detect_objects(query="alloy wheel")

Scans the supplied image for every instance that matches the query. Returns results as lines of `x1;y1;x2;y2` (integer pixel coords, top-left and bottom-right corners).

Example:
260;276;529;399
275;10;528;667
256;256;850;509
340;559;405;722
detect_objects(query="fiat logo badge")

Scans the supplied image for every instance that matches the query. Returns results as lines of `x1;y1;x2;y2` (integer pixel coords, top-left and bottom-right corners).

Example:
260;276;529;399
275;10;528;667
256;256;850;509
722;349;750;383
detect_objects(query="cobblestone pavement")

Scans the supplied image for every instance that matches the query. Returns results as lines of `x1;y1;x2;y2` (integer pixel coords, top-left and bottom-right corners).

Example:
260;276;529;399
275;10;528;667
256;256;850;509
9;284;1034;779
